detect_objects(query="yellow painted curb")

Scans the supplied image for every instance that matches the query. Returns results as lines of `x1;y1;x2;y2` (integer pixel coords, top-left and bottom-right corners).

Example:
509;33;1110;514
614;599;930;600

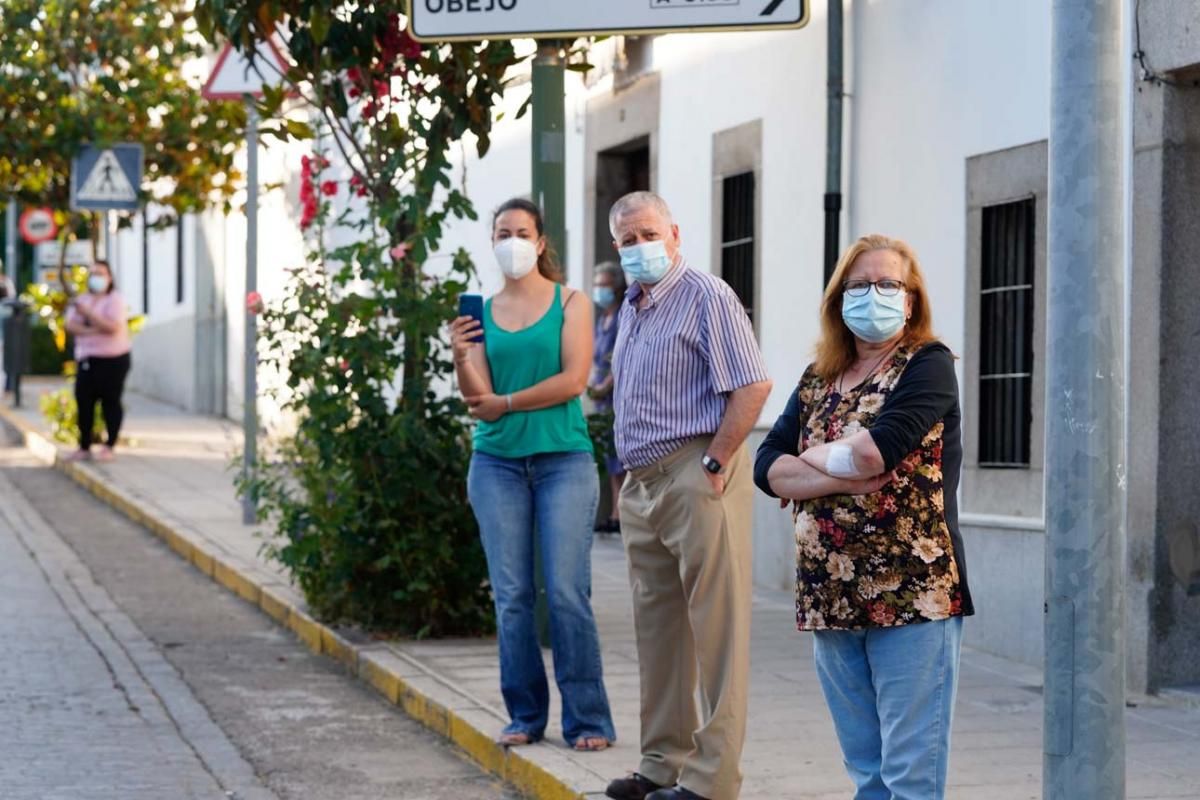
320;627;358;670
214;559;261;605
287;608;324;653
359;657;402;705
0;403;588;800
258;585;292;625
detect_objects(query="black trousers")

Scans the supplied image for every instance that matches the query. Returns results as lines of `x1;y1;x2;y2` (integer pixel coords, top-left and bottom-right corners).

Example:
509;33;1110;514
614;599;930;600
75;353;131;449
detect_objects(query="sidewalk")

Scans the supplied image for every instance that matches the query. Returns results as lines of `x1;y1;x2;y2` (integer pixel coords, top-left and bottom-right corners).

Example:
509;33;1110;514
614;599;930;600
3;378;1199;799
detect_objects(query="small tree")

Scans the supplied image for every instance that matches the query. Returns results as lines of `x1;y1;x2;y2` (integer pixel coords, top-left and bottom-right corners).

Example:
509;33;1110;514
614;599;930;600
0;0;246;243
198;1;547;635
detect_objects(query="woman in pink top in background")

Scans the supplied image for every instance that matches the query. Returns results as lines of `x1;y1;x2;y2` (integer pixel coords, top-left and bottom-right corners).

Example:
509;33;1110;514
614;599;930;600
64;260;132;462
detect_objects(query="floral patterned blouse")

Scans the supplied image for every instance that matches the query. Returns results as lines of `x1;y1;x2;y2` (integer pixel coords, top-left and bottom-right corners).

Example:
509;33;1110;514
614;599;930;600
754;342;974;631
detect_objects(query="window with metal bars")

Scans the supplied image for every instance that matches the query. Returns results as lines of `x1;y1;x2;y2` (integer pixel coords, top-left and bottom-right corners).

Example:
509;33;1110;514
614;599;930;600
720;171;756;324
979;198;1035;468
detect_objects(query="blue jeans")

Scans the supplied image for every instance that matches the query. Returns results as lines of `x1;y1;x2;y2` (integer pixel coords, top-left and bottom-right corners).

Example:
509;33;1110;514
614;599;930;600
467;450;616;745
813;617;963;800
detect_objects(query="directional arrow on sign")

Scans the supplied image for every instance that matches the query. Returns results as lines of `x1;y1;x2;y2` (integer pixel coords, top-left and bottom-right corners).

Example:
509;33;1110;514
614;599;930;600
762;0;785;15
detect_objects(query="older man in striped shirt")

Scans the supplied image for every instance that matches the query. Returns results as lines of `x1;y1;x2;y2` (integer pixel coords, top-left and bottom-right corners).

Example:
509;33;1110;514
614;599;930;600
604;192;772;800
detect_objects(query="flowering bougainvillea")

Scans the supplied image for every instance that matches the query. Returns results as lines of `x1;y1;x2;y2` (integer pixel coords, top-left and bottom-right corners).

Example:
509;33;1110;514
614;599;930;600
197;0;535;635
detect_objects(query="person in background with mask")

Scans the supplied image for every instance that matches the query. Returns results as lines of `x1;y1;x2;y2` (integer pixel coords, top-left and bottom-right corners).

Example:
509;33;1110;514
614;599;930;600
449;197;616;752
587;261;627;533
64;260;132;463
754;234;972;800
604;191;771;800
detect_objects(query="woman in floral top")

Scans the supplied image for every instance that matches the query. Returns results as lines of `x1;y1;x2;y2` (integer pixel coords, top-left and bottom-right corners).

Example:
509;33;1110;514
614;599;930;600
754;234;973;800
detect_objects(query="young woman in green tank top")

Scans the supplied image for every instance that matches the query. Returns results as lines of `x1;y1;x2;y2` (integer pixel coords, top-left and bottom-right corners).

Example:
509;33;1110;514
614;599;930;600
449;198;615;752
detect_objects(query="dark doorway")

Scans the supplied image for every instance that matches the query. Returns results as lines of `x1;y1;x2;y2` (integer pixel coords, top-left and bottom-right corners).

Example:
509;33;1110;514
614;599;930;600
594;137;651;267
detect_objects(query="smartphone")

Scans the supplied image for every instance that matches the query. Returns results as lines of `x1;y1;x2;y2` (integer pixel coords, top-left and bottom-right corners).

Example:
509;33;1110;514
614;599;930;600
457;293;485;344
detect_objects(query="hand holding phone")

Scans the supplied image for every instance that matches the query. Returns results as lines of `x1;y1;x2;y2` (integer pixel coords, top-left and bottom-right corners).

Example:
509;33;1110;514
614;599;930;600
452;294;485;363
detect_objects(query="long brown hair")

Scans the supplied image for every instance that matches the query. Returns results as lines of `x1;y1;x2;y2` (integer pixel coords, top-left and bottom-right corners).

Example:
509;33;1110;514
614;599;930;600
492;198;563;283
812;234;937;382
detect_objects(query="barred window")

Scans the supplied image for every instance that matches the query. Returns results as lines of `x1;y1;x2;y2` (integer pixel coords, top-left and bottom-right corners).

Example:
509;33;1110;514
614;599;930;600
979;198;1035;468
720;171;756;324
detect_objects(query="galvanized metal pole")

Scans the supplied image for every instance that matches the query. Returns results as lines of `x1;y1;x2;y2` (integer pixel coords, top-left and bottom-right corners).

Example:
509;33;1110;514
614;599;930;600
531;41;566;264
822;0;844;285
242;102;259;526
1044;1;1127;797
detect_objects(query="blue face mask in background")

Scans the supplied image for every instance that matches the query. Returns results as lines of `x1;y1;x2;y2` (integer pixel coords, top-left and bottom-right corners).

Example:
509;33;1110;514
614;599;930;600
592;286;616;308
619;240;672;284
842;290;907;343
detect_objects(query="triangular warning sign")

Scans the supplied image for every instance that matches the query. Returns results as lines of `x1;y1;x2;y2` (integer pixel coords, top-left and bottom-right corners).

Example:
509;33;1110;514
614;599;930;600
77;150;137;203
201;40;291;100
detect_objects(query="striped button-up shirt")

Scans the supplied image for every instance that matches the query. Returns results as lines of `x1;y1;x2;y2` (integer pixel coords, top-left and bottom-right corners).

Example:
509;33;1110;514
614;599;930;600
612;257;770;470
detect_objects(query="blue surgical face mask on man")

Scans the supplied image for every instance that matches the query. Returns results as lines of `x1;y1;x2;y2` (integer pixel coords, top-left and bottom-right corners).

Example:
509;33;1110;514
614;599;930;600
842;289;907;343
619;240;672;285
592;286;616;308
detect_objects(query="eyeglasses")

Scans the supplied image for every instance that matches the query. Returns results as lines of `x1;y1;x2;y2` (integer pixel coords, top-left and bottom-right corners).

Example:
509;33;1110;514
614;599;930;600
843;279;906;297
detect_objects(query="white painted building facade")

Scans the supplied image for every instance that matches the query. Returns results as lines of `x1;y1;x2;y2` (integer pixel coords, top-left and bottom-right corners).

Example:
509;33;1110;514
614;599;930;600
113;0;1200;692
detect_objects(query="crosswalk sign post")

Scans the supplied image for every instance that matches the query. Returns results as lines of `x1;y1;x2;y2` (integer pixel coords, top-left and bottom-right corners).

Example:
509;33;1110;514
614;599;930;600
70;143;143;264
203;39;291;526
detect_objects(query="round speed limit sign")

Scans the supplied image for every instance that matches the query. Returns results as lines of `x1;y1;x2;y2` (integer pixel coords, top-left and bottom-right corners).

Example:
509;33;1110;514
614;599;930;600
18;207;58;245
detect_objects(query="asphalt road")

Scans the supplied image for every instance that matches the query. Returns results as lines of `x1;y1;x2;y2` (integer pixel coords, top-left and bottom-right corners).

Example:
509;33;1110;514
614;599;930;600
0;439;519;800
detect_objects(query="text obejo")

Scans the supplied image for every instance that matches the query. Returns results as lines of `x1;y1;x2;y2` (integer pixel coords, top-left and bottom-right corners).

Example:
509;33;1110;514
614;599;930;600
422;0;517;12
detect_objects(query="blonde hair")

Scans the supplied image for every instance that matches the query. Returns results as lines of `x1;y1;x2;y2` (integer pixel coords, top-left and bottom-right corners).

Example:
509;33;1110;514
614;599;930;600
812;234;937;382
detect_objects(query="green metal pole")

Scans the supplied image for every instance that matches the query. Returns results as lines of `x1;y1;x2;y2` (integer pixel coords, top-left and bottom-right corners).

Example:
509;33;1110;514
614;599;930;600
530;40;567;648
532;41;567;265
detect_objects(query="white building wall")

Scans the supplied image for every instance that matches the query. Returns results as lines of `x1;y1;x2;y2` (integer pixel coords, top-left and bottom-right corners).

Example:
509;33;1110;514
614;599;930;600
119;6;1058;663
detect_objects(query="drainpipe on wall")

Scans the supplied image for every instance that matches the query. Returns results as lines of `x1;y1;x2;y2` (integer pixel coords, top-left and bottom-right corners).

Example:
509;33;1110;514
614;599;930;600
823;0;845;286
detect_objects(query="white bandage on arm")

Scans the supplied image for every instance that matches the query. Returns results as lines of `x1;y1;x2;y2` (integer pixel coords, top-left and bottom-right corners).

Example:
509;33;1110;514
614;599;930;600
824;443;861;479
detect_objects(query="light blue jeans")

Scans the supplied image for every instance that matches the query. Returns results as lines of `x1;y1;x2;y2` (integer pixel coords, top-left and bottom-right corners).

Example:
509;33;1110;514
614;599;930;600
467;450;616;746
813;617;964;800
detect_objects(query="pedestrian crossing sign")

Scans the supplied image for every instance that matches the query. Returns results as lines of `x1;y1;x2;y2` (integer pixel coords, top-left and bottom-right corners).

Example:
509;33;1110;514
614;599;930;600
70;144;143;211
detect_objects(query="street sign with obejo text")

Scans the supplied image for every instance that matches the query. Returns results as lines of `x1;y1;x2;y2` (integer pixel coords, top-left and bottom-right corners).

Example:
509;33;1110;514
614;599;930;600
408;0;808;41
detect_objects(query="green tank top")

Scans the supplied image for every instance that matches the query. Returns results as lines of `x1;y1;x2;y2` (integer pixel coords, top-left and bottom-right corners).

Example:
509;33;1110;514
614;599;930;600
472;284;594;459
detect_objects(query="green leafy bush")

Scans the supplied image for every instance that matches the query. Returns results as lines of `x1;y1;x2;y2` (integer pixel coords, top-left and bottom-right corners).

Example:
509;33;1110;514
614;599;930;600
39;385;107;446
205;5;529;637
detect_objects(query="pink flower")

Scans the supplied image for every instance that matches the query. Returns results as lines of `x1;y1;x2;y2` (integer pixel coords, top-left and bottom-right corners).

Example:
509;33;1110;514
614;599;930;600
320;180;338;197
300;196;318;230
246;291;264;314
389;243;409;261
338;359;350;373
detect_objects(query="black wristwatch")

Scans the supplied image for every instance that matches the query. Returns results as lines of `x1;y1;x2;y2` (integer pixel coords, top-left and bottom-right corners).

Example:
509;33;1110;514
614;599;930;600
701;454;724;475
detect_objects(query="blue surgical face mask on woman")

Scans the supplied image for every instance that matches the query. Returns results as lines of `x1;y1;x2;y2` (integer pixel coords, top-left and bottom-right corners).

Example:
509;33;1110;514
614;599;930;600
842;289;907;343
87;275;109;294
592;286;615;308
619;240;672;284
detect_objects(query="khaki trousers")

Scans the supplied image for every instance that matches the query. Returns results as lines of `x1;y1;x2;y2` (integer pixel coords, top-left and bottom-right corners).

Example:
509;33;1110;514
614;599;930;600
618;437;753;800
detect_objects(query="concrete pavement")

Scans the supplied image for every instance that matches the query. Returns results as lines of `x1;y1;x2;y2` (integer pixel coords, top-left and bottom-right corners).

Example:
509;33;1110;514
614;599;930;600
3;377;1199;799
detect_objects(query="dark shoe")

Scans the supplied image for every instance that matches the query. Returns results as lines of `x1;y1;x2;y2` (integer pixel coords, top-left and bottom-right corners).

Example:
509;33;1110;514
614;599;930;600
646;787;710;800
605;773;665;800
